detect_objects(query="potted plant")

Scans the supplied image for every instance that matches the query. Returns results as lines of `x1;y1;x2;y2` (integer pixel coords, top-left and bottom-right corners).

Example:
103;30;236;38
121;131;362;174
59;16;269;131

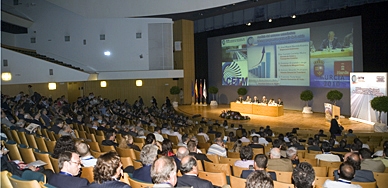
237;87;247;96
300;90;314;113
371;96;388;132
170;86;180;107
209;86;219;106
326;90;343;105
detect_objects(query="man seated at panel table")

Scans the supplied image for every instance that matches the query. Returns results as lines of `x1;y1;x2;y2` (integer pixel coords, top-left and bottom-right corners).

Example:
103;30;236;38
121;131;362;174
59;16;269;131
261;96;268;104
252;96;259;103
245;96;252;103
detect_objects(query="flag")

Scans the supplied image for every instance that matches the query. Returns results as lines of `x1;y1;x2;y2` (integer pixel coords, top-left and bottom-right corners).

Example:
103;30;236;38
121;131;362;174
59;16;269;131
191;80;194;97
199;79;203;98
203;79;207;99
194;79;198;99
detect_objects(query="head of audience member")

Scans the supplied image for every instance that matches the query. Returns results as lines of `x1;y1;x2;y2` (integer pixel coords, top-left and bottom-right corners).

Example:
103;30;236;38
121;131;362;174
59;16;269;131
151;156;177;186
145;133;156;145
240;146;253;161
251;136;259;144
242;132;247;138
307;138;314;145
52;135;76;158
232;140;242;152
76;142;92;158
286;147;298;161
214;137;224;147
154;127;161;133
345;152;361;170
292;162;315;188
350;144;360;152
118;135;132;148
348;129;353;134
254;154;268;170
198;128;204;133
278;134;285;142
105;129;116;141
339;140;347;149
58;151;81;176
187;140;197;153
161;139;174;156
140;144;159;166
93;151;122;183
138;129;145;137
245;171;274;188
359;148;373;160
228;132;235;138
270;148;281;159
176;147;189;160
383;147;388;157
321;142;331;153
338;162;355;181
190;136;198;145
54;118;65;128
180;155;198;175
272;139;282;149
181;134;190;144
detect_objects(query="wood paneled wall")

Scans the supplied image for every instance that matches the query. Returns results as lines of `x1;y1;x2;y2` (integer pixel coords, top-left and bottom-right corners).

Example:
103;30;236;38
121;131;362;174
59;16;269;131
1;82;69;100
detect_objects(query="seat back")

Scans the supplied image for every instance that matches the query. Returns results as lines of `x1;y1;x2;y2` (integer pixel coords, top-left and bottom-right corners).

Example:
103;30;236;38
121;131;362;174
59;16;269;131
80;167;94;183
203;161;231;176
327;167;337;178
33;151;54;171
219;157;240;167
49;155;59;173
120;172;130;185
132;159;143;170
318;160;341;169
227;151;240;158
34;136;48;153
230;175;246;188
167;135;179;145
41;129;49;139
100;145;116;152
10;130;21;144
196;160;204;171
351;181;377;188
133;142;144;150
252;148;264;156
1;171;12;188
7;172;41;188
198;171;227;187
273;170;293;184
96;130;105;136
133;137;145;144
86;141;101;152
314;176;333;187
198;142;211;152
232;165;249;177
78;131;87;139
95;135;105;144
18;145;36;163
44;139;56;154
5;142;22;161
128;176;154;188
304;153;317;159
120;156;133;169
273;180;294;188
299;158;317;166
373;172;388;188
17;131;29;147
205;154;219;164
47;131;56;141
197;135;207;143
25;134;38;149
116;147;135;159
312;166;328;177
134;149;141;160
90;150;106;158
21;170;46;183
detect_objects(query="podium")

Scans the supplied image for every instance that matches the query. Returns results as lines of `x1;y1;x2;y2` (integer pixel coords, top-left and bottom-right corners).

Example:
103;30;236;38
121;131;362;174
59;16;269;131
324;103;341;123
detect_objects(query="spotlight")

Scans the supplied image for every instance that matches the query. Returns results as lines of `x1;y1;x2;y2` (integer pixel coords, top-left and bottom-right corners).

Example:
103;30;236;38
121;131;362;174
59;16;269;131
268;19;272;23
246;22;251;26
291;15;296;19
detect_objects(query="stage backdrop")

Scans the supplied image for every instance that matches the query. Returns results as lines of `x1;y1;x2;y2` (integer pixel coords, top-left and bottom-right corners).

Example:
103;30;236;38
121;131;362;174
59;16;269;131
350;72;387;124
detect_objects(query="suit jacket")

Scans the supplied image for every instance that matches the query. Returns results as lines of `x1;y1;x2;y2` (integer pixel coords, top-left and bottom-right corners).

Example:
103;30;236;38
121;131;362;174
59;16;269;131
177;174;213;188
240;170;276;181
86;180;130;188
101;140;118;147
330;119;342;135
361;159;386;173
132;165;153;183
248;143;264;149
320;37;341;50
333;169;375;182
267;158;293;172
48;173;89;188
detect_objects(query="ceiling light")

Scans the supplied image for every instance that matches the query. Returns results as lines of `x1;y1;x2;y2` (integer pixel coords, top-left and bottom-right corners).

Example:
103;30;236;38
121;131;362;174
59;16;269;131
1;72;12;81
104;51;111;56
268;19;272;23
100;81;107;87
246;22;251;26
291;15;296;19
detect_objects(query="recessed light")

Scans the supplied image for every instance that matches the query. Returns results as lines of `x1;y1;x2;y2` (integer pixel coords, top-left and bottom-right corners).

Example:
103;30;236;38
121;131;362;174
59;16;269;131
104;51;111;56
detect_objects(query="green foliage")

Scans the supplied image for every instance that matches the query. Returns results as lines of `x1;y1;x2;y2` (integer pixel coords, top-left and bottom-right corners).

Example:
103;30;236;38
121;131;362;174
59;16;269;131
237;87;248;96
208;86;219;94
170;86;180;95
326;90;343;104
300;90;314;101
371;96;388;113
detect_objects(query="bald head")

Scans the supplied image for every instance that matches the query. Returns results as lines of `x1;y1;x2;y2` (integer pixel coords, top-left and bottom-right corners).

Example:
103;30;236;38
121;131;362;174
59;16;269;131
270;148;281;159
345;152;361;170
176;147;189;160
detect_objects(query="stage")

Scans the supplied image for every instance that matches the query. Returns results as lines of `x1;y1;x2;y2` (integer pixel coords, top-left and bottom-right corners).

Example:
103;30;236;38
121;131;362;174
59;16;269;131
175;104;374;133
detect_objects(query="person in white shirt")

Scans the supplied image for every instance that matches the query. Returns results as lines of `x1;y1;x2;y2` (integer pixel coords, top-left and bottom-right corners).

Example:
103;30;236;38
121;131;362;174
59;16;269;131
197;128;209;142
153;127;164;142
239;132;251;143
76;142;97;167
323;162;361;188
315;142;341;162
169;127;182;142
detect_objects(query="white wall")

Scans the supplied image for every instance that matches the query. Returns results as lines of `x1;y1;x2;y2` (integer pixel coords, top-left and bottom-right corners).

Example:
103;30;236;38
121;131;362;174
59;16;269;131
9;0;173;73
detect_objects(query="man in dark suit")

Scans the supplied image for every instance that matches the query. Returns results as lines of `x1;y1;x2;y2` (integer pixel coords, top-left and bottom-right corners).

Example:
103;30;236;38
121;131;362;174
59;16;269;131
320;31;342;50
241;154;276;181
248;136;264;149
48;151;89;188
177;155;213;188
333;152;375;182
49;118;64;134
133;144;159;183
329;115;342;136
101;129;118;147
187;141;212;169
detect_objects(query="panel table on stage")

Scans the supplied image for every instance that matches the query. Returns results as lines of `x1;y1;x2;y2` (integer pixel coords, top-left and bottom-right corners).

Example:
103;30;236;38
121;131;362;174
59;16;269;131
230;102;284;117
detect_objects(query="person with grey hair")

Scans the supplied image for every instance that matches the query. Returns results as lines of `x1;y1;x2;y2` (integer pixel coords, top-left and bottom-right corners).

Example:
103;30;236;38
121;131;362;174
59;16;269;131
132;144;159;183
137;129;146;139
292;162;315;188
286;147;300;165
245;171;274;188
175;146;189;170
207;137;227;157
177;155;213;188
267;148;293;172
151;156;177;187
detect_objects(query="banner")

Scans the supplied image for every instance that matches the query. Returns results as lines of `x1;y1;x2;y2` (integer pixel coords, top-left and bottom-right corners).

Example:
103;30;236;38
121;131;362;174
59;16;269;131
350;72;387;124
203;79;207;99
324;103;332;121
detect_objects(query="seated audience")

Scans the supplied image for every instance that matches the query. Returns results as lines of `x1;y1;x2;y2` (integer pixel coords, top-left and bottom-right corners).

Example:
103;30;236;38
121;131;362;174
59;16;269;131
76;142;97;167
132;144;159;183
234;146;254;168
153;127;164;142
359;148;385;172
315;142;341;162
197;128;209;142
59;123;76;138
151;156;177;187
101;129;118;147
286;147;300;165
292;162;315;188
52;136;76;158
118;134;140;151
373;147;388;167
177;155;213;188
240;132;250;143
87;151;130;188
48;151;89;188
241;154;276;180
333;152;375;182
307;138;321;152
267;148;293;172
332;140;350;152
245;171;274;188
50;118;65;134
187;140;212;163
207;137;227;157
323;162;362;188
248;136;264;149
229;140;243;153
160;139;175;157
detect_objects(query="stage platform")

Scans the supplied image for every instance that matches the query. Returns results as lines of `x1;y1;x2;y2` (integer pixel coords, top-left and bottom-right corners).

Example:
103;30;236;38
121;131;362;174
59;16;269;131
175;104;374;133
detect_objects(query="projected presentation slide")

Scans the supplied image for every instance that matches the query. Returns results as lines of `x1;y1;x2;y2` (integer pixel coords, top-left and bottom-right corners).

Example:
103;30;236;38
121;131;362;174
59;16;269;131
220;19;356;88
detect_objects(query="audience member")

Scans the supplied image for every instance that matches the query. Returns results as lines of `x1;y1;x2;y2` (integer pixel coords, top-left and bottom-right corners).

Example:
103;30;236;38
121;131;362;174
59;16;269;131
267;148;293;172
229;140;243;153
151;156;177;187
292;162;315;188
323;162;361;188
153;127;164;142
187;140;212;163
197;128;209;142
118;134;140;151
177;155;213;188
249;136;264;149
245;171;274;188
373;147;388;167
48;151;89;188
52;136;76;158
50;118;65;134
207;137;227;157
315;142;341;162
240;132;250;143
76;142;97;167
241;154;276;180
333;152;375;182
132;144;159;183
101;129;118;147
286;147;299;165
234;146;254;168
359;148;385;172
